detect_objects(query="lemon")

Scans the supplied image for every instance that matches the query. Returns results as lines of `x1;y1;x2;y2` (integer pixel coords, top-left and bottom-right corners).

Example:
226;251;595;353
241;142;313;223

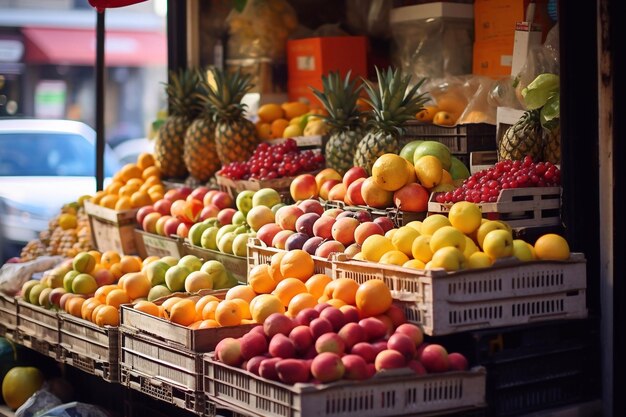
362;235;395;262
406;220;423;233
421;214;451;235
467;251;493;269
411;235;433;263
403;259;426;270
448;201;483;234
534;234;570;260
414;155;443;189
379;250;410;266
391;226;420;257
372;154;410;191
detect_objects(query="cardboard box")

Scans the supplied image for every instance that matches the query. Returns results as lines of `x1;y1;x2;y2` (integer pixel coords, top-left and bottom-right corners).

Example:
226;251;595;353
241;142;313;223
511;21;543;76
472;37;514;78
287;36;367;81
474;0;552;42
287;76;322;107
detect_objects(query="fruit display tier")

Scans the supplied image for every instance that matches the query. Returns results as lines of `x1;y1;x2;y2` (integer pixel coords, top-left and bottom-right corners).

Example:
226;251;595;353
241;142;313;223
135;229;185;259
331;253;587;336
0;292;17;338
428;186;562;229
204;353;486;417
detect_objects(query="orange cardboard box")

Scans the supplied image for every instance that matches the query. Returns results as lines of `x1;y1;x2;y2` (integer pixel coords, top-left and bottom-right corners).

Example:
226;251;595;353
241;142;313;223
287;76;323;107
474;0;552;42
472;37;514;78
287;36;368;81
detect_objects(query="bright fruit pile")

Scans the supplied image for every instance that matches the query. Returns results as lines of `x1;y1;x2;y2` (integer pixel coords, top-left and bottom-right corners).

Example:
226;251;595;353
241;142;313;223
256;102;328;140
90;153;165;210
436;156;562;204
219;139;325;181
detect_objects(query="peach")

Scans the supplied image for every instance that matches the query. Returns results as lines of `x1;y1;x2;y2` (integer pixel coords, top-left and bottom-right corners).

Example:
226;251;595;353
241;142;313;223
319;307;346;332
259;357;282;381
354;222;384;245
448;352;469;371
276;359;311;384
338;322;366;350
346;178;366;206
164;188;186;202
136;205;156;226
366;363;376;379
361;177;393;209
296;213;320;236
351;342;377;363
315;168;343;190
343;166;368;188
387;333;417;361
295;308;320;326
93;268;116;287
246;355;268;375
420;344;450;373
183;198;203;223
415;343;429;361
331;217;359;246
163;217;182;237
315;240;345;258
290;174;318;201
176;222;191;239
375;314;395;337
385;304;408;328
314;303;331;313
249;325;269;340
240;331;268;360
155;215;172;236
211;191;233;210
312;216;336;239
310;317;333;339
257;223;283;247
373;217;395;233
153;199;172;216
203;190;219;205
395;323;423;347
215;337;243;366
272;230;296;249
374;349;407;371
199;204;220;221
141;212;161;233
289;325;314;353
275;205;304;231
323;208;344;218
268;334;296;359
342;354;369;380
319;179;341;200
298;199;324;215
372;340;388;356
393;183;429;212
408;360;427;375
359;317;388;341
285;233;309;251
264;313;295;338
217;208;236;225
340;305;360;323
302;237;324;255
246;206;275;232
311;352;345;383
315;332;345;355
189;186;210;202
170;199;187;219
327;183;347;202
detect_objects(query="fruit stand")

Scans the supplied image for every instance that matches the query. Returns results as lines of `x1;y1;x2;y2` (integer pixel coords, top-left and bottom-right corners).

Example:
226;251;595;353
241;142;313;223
1;1;622;417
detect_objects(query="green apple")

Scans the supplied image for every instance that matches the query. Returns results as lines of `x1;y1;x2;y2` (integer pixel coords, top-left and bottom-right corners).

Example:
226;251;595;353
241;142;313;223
178;254;203;272
160;256;179;267
449;156;471;180
413;141;452;171
399;140;424;162
21;280;40;301
463;236;479;258
164;265;191;292
271;203;286;215
202;217;220;227
216;224;238;244
145;260;170;286
232;233;253;257
217;232;236;254
429;226;467;253
28;284;46;305
148;285;172;302
232;211;246;225
252;188;282;208
215;271;239;289
482;229;514;260
200;226;219;250
200;260;229;289
234;224;250;235
430;247;465;271
63;270;80;293
476;220;509;249
512;239;535;261
236;190;255;215
188;222;210;246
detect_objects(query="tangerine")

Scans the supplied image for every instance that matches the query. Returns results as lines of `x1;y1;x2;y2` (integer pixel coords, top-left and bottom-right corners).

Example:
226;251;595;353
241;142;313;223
225;285;256;303
248;264;276;294
286;293;317;317
355;279;392;317
100;250;121;269
120;255;142;274
272;278;307;307
305;274;332;300
269;252;286;283
137;152;156;170
331;278;359;305
279;250;314;282
215;300;242;327
105;289;130;309
231;299;251;320
201;300;220;320
95;305;120;327
169;299;196;326
133;300;160;317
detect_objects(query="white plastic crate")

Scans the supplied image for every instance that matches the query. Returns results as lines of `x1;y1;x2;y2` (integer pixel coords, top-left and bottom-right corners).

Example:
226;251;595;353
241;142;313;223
331;253;588;335
247;238;333;277
58;312;120;382
204;354;486;417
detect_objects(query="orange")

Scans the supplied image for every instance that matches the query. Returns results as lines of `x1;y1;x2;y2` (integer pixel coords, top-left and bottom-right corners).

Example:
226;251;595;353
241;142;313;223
126;178;144;189
90;191;106;205
91;304;106;322
120;256;142;274
250;294;284;324
198;319;220;329
324;279;340;298
169;299;197;326
195;295;219;317
88;250;102;264
99;194;118;209
225;285;257;303
142;165;161;180
115;196;133;211
118;183;140;198
122;272;151;300
189;321;202;329
149;191;164;204
279;250;314;282
326;298;347;308
133;300;160;317
256;122;271;140
272;278;307;307
318;294;330;304
95;305;120;327
231;299;251;320
100;251;121;269
281;101;309;120
137;152;156;170
94;285;118;304
142;175;161;188
81;298;102;321
148;184;164;195
305;274;333;300
202;300;220;320
120;163;142;182
105;181;124;196
248;264;276;294
161;297;183;312
215;300;242;327
130;191;152;208
415;105;439;122
355;279;392;317
269;252;286;283
331;278;359;305
109;263;123;280
106;289;130;309
286;293;316;317
258;103;285;123
270;118;289;139
534;234;570;261
66;297;85;317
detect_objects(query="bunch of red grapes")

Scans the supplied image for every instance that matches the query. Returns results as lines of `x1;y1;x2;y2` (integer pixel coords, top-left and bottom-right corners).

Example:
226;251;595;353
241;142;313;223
219;139;325;181
435;156;561;204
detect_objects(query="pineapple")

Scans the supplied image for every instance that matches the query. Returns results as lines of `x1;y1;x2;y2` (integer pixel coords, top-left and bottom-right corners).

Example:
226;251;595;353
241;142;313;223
311;71;364;176
155;69;201;179
498;109;544;161
183;70;221;182
543;123;561;164
205;67;258;165
353;67;428;174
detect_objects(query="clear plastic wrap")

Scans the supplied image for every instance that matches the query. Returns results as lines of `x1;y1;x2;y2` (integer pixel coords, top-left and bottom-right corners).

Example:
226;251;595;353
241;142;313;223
0;256;65;296
15;388;62;417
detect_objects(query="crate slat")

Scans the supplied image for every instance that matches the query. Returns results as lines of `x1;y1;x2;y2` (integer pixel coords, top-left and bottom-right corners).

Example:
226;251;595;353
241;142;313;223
135;229;184;259
16;298;60;347
84;201;139;255
0;292;18;332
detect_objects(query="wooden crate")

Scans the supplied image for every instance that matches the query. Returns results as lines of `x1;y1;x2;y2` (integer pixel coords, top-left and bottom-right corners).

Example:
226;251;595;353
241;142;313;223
402;121;497;154
84;201;138;255
135;229;184;259
16;298;60;358
470;151;498;174
428;186;561;228
183;243;247;284
0;292;17;340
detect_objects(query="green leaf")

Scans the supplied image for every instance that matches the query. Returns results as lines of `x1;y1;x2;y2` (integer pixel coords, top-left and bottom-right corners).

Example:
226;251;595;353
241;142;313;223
233;0;247;13
521;73;560;110
540;94;560;127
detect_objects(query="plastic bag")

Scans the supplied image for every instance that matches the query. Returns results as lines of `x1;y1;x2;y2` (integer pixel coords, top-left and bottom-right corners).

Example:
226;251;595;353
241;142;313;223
346;0;393;38
0;256;65;296
226;0;298;61
15;388;62;417
35;402;110;417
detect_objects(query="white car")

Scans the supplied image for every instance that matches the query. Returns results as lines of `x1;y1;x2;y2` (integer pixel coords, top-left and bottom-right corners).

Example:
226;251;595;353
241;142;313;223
0;119;121;262
113;137;155;166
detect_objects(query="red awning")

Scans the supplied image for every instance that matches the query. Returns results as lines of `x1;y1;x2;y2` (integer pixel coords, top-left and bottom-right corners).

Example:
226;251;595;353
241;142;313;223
22;27;166;67
89;0;147;11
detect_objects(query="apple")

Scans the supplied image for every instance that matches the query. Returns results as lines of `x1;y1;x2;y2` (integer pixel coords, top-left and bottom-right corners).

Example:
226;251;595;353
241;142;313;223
217;208;237;225
448;201;483;235
319;179;341;200
257;223;283;247
387;333;417;361
252;188;282;208
236;190;255;215
136;205;156;226
259;357;281;380
188;186;210;202
393;183;429;212
215;338;243;367
373;217;395;233
211;191;233;210
346;178;366;206
155;215;172;236
512;239;535;261
375;349;407;371
467;251;493;269
153;199;173;216
343;166;368;188
312;215;336;239
164;188;185;202
199;204;220;222
344;243;361;258
202;190;219;206
298;199;324;215
200;226;219;250
448;352;469;371
275;205;304;231
430;247;465;271
290;174;318;201
476;220;509;249
430;226;467;253
482;229;514;259
311;352;345;383
315;332;345;355
142;212;162;233
354;222;384;245
163;217;182;237
327;183;347;202
276;359;311;384
420;344;450;373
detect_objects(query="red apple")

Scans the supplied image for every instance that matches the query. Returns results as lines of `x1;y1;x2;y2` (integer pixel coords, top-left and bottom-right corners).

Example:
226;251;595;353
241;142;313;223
188;186;210;202
177;186;193;199
375;349;407;371
346;178;366;206
420;344;450;373
163;217;182;237
136;205;156;225
311;352;345;383
312;216;336;239
343;166;368;188
211;191;233;210
153;198;173;216
240;332;269;360
257;223;283;247
448;352;469;371
298;199;324;215
199;204;220;221
164;188;185;202
341;354;369;380
217;208;236;225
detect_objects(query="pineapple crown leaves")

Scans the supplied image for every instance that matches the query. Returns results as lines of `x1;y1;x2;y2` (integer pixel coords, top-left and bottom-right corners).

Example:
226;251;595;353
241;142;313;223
204;67;254;121
362;67;429;135
521;73;560;130
163;68;202;119
310;71;364;132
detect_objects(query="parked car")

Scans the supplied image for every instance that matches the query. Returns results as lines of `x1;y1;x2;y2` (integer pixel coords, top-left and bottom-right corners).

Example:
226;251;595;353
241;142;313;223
0;119;121;262
113;137;155;165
